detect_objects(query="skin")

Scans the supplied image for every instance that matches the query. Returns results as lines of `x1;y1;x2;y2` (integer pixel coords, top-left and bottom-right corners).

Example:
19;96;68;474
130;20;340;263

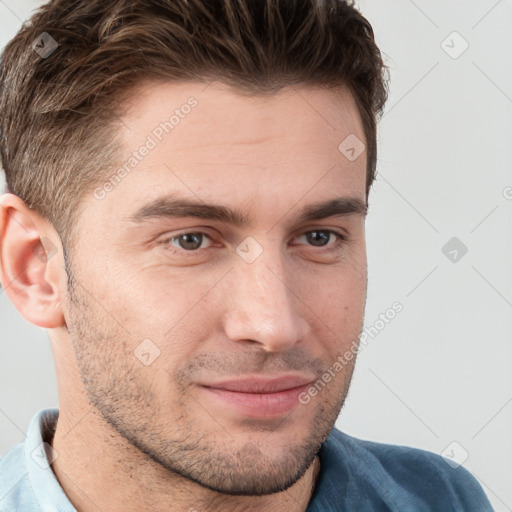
0;81;368;512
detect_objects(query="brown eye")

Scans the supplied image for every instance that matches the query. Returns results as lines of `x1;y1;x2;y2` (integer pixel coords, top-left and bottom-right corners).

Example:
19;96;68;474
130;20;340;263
177;233;203;250
163;232;213;252
295;230;344;248
305;230;331;247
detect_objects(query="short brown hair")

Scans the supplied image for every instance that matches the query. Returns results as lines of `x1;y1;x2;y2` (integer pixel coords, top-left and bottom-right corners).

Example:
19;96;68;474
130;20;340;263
0;0;388;248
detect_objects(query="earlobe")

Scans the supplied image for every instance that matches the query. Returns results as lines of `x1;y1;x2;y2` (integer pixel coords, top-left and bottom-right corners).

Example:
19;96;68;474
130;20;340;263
0;193;66;328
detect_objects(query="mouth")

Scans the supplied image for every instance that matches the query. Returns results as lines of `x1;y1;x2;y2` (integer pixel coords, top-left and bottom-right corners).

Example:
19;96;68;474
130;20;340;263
197;374;314;419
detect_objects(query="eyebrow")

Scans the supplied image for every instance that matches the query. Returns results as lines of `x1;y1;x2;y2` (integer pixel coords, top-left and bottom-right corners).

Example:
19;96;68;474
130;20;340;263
125;194;367;227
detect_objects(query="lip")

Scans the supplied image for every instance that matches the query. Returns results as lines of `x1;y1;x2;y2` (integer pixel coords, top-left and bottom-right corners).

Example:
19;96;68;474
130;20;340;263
199;375;315;393
198;374;314;419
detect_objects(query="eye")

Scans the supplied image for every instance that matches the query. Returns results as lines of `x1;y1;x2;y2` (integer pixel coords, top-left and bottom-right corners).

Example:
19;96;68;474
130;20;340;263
158;228;347;257
294;229;346;248
163;231;213;251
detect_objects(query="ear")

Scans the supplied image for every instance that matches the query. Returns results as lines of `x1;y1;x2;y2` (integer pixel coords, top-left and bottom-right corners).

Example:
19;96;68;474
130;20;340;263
0;193;66;328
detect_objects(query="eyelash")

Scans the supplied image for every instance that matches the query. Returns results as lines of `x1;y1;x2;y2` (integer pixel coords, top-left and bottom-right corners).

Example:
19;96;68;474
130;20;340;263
159;229;347;255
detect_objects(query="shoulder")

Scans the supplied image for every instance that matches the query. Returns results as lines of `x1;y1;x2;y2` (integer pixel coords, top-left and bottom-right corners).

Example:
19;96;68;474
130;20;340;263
319;428;494;511
0;442;37;511
0;408;61;512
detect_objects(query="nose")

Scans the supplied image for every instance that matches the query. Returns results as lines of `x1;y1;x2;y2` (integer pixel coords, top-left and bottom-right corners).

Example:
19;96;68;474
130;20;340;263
222;246;311;353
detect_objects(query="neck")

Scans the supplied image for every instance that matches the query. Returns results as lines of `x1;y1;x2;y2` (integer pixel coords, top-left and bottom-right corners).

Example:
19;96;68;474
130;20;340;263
50;404;321;512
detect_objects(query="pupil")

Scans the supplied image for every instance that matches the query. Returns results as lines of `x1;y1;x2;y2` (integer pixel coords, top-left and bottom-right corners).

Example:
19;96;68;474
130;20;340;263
180;233;202;250
308;231;329;246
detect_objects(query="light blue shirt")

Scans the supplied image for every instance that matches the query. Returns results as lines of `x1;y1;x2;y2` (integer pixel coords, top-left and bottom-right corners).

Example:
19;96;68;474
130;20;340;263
0;408;494;511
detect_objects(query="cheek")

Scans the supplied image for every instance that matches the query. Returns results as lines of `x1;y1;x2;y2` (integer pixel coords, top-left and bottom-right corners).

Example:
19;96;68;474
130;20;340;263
106;265;201;321
317;238;367;308
314;271;367;341
107;274;219;363
329;297;365;334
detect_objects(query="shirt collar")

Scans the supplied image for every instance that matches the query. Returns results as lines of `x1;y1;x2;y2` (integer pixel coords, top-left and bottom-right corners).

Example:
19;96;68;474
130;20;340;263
24;408;76;512
306;428;352;511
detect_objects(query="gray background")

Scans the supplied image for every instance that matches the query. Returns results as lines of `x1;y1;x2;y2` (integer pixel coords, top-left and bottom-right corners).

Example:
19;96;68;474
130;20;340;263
1;1;511;510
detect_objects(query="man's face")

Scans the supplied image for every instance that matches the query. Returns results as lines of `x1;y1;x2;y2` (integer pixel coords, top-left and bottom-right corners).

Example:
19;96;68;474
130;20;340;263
63;81;367;495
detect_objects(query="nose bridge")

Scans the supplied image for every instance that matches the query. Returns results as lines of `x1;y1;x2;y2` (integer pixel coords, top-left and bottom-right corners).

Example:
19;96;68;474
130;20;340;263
223;243;309;351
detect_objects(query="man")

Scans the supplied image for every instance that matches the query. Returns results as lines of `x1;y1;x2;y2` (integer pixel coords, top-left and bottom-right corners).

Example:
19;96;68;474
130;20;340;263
0;0;493;510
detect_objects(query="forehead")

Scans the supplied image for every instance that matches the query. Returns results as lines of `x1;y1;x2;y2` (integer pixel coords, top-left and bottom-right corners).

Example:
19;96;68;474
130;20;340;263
124;80;362;170
120;80;364;148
